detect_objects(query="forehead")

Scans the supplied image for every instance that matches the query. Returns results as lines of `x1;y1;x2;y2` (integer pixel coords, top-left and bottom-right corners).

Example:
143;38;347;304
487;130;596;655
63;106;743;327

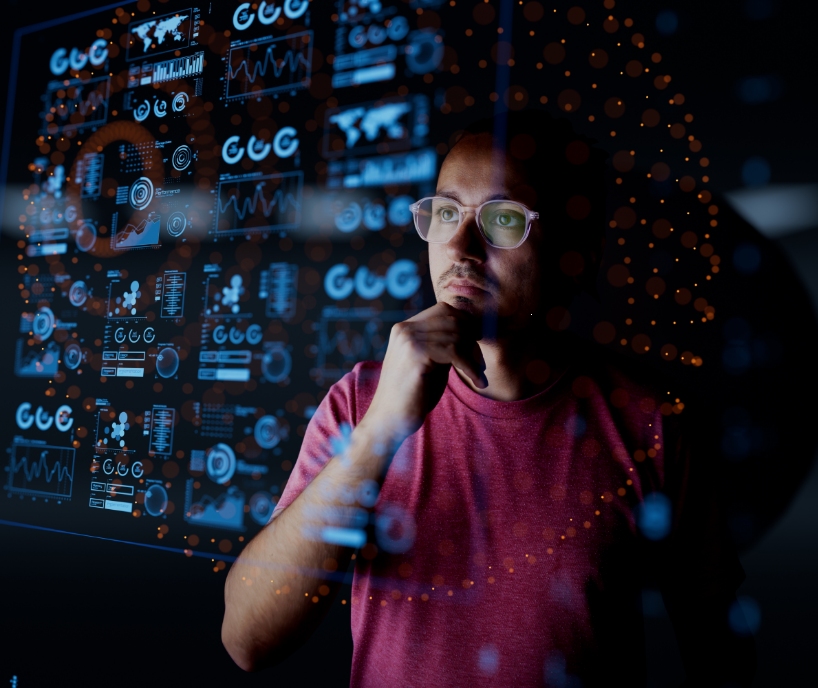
437;133;533;204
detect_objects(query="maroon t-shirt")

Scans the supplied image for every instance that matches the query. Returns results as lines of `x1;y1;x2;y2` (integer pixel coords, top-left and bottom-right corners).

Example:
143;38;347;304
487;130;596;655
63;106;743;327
272;343;744;687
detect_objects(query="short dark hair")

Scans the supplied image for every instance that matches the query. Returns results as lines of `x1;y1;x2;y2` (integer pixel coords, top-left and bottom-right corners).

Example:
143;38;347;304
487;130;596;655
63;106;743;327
453;109;608;306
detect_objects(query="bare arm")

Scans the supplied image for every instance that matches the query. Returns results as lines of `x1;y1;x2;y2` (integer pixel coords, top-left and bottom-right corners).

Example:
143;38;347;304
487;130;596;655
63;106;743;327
221;302;486;671
221;414;395;671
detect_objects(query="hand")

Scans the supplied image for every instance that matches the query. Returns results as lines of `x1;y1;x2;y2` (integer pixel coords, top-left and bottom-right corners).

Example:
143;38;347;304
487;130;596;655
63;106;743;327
362;302;488;442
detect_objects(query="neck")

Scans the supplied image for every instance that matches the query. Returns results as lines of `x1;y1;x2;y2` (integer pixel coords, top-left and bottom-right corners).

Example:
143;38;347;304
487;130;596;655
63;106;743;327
454;321;574;401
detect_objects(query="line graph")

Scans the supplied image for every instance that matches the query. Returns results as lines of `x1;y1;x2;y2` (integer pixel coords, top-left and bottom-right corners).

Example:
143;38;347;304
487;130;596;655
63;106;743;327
215;171;303;236
224;31;312;101
184;480;245;531
112;211;161;250
42;76;110;135
6;441;75;499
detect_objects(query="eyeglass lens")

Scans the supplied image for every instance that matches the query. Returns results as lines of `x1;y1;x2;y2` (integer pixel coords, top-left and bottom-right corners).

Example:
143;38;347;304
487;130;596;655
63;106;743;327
415;198;528;248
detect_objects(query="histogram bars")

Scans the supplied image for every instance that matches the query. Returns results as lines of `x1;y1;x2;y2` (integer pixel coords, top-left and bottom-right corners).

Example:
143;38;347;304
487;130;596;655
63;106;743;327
153;51;204;83
224;31;313;101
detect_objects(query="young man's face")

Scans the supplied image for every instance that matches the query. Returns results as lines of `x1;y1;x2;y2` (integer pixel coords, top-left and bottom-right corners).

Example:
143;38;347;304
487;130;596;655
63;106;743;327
429;132;545;337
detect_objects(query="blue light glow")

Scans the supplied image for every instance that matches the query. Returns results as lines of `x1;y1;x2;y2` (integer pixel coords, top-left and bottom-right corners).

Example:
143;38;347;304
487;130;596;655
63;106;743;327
655;10;679;35
635;493;672;540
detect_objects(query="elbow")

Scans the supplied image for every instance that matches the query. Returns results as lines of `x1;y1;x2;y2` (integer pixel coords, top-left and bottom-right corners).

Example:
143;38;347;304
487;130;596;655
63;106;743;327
221;621;271;673
221;610;296;672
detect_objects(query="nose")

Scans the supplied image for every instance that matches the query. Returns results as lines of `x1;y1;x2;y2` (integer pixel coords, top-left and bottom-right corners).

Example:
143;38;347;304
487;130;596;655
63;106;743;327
445;209;486;263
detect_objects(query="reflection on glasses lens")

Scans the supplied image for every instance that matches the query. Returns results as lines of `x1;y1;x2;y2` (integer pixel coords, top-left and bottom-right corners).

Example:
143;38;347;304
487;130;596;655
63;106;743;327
415;198;461;242
480;202;527;247
414;198;529;247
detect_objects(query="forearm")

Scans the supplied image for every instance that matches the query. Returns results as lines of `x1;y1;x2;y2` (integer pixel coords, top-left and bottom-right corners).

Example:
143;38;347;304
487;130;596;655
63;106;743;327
222;416;396;671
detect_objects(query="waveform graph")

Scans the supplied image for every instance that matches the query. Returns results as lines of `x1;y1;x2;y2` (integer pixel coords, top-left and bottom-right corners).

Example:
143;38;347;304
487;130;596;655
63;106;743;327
5;440;75;500
42;76;110;136
224;31;313;101
215;171;303;236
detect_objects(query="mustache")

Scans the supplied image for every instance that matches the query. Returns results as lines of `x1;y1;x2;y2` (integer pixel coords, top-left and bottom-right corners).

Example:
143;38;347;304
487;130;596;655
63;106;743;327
437;266;495;292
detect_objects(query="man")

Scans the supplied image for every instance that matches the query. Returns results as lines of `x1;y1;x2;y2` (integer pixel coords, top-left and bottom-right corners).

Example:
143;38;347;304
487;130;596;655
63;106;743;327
222;111;756;687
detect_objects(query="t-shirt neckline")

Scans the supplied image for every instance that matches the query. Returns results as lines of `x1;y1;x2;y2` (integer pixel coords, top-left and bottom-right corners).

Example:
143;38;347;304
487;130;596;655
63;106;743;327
446;360;573;419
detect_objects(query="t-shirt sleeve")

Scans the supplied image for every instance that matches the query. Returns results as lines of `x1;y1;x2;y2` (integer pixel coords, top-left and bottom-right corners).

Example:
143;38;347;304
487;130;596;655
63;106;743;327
270;367;361;522
657;406;746;595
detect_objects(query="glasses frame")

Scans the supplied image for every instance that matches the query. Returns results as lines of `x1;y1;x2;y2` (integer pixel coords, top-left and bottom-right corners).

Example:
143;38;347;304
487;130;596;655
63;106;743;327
408;196;539;250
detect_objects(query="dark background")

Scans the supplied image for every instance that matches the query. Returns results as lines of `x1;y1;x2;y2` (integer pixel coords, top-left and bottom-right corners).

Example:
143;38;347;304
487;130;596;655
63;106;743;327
1;1;817;686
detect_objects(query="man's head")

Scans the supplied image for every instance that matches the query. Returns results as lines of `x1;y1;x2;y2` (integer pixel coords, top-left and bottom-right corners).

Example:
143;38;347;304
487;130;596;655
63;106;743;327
426;110;607;339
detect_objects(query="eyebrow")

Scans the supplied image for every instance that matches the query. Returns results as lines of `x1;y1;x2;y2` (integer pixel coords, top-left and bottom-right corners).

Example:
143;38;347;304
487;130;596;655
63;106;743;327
435;189;514;204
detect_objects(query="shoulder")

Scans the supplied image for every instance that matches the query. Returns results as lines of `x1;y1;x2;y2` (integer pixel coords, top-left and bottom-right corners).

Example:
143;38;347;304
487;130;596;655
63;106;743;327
323;360;383;426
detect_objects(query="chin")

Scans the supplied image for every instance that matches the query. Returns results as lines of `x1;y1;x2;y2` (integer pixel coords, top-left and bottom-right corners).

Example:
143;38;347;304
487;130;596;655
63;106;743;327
446;295;482;313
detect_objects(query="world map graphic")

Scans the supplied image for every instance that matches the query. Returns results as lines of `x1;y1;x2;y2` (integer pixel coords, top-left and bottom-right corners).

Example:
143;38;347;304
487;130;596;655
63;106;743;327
132;14;189;53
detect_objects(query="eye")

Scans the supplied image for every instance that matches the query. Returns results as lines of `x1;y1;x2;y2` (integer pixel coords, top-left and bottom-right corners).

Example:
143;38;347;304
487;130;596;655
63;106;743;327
484;208;524;228
438;207;458;222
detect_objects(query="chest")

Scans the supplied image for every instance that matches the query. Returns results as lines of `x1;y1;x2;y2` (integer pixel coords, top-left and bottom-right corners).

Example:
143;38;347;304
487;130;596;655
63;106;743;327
370;399;647;594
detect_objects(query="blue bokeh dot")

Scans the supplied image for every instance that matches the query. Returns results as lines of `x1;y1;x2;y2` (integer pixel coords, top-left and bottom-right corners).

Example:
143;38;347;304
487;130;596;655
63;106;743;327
729;596;762;635
636;493;672;540
656;10;679;35
742;156;771;187
733;243;762;275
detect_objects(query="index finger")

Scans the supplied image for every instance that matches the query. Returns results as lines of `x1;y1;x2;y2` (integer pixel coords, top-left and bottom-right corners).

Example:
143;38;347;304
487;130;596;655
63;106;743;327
406;301;482;341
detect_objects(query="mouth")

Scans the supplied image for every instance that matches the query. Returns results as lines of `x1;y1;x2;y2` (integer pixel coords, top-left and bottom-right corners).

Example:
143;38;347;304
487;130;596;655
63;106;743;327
445;279;489;297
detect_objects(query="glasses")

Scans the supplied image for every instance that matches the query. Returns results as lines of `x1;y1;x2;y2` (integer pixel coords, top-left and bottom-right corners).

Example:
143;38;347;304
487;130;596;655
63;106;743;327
409;196;538;249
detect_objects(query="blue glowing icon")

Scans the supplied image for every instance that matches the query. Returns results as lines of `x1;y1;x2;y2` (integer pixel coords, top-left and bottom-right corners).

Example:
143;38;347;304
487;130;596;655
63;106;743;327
254;415;285;449
156;348;180;378
388;196;414;226
261;342;292;383
335;202;362;233
144;484;169;516
249;491;276;525
206;443;237;484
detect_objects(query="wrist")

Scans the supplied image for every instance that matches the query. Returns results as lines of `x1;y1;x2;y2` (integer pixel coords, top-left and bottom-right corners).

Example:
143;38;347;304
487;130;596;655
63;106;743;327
356;412;414;452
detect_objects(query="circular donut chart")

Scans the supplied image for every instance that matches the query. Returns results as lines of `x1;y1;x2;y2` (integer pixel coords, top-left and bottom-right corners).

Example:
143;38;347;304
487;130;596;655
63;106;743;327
172;145;192;171
155;348;180;378
64;342;82;370
249;491;276;525
206;443;236;485
261;345;292;383
166;211;188;237
144;484;168;517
